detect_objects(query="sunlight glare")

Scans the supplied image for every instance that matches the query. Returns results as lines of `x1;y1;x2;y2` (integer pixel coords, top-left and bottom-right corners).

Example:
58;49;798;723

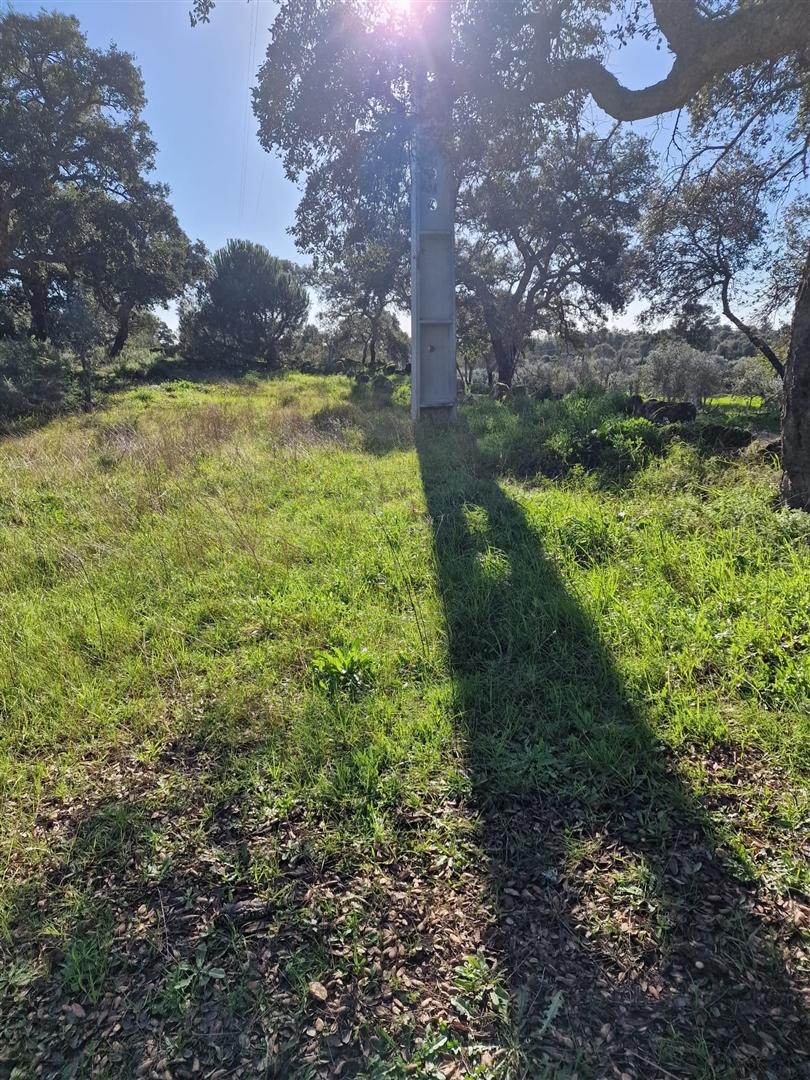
384;0;412;20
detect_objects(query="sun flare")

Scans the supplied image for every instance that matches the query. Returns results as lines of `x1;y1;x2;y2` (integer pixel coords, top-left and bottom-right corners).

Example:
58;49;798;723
383;0;412;19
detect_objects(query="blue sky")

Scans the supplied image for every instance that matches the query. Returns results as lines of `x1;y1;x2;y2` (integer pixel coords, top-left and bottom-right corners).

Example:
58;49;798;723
10;0;673;327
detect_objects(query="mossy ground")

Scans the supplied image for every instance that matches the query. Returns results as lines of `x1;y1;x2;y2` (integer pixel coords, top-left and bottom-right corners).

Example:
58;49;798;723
1;375;807;1077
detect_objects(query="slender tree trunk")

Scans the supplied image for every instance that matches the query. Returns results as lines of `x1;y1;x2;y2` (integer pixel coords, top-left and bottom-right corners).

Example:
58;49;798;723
24;271;49;339
721;277;784;380
108;304;133;359
0;197;13;273
781;247;810;509
369;332;376;369
79;351;93;412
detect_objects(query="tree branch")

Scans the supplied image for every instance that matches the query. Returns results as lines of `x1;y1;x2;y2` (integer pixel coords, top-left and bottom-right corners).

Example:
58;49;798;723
720;274;784;380
525;1;810;122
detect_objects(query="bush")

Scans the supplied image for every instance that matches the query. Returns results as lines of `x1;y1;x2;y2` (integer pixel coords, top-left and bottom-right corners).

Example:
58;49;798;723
107;343;164;383
696;422;754;451
0;337;77;420
582;416;663;471
462;391;660;478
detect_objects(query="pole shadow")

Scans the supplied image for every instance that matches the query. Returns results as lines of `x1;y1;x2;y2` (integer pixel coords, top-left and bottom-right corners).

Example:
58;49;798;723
416;417;808;1077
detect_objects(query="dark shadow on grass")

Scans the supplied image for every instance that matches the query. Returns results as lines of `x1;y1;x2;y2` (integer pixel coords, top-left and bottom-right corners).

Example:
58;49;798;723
0;409;72;443
311;380;414;456
4;729;471;1079
0;749;345;1079
416;416;809;1077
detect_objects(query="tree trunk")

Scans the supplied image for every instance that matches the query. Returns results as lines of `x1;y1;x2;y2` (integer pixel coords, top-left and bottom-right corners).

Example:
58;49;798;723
369;332;376;369
721;277;784;380
492;337;518;387
79;351;93;412
781;247;810;509
24;271;49;339
108;304;133;359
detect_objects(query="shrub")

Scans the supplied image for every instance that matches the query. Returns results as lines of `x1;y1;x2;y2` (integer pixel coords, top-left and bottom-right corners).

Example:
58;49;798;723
0;337;77;420
696;423;754;451
582;416;663;471
463;392;662;478
108;343;164;383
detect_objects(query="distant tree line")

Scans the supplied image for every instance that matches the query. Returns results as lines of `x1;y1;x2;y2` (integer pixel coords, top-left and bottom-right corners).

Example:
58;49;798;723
513;333;781;413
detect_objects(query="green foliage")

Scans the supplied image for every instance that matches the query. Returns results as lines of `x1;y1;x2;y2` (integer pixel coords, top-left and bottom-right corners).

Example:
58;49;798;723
0;337;77;419
312;644;374;697
463;392;663;479
554;511;615;567
151;944;227;1018
583;416;663;471
85;195;206;358
0;11;154;249
456;125;651;384
60;905;114;1003
181;240;308;369
453;955;510;1025
733;354;782;407
325;310;409;372
0;10;200;353
640;339;724;403
314;230;409;368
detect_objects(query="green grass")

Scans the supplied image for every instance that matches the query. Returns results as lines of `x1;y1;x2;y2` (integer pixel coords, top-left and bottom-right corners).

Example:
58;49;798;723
704;394;780;430
705;394;765;408
1;374;808;1077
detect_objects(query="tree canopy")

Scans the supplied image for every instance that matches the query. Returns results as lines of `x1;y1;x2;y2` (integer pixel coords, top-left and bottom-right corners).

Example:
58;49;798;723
457;121;650;384
0;10;202;355
181;240;309;369
641;159;793;379
1;11;156;277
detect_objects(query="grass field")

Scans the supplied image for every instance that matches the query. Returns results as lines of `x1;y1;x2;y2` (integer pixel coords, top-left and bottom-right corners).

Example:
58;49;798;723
703;395;780;431
704;395;766;408
1;375;808;1078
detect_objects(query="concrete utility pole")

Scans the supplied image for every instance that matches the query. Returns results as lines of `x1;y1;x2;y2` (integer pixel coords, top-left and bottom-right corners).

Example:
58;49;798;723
410;1;456;421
